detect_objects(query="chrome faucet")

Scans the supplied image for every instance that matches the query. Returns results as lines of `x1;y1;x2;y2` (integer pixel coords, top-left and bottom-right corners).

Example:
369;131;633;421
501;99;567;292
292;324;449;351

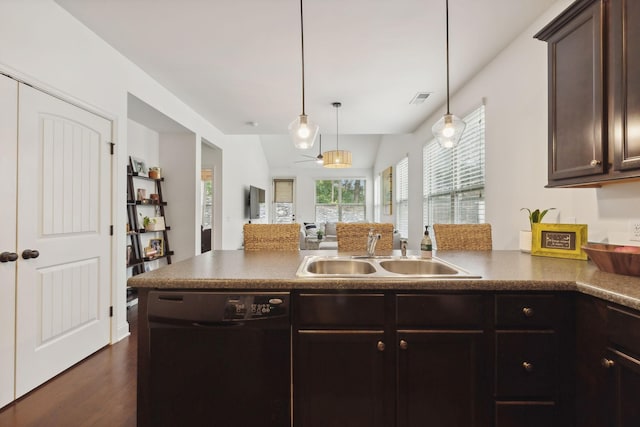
400;239;408;257
367;228;381;257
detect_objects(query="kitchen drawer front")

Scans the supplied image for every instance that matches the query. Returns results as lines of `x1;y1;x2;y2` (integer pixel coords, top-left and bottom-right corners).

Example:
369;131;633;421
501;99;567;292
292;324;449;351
495;402;556;427
496;332;557;397
607;305;640;357
396;294;487;328
296;293;385;328
495;295;561;329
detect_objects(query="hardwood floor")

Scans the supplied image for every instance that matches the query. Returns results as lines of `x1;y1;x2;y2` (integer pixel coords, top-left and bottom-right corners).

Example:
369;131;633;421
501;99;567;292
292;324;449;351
0;306;138;427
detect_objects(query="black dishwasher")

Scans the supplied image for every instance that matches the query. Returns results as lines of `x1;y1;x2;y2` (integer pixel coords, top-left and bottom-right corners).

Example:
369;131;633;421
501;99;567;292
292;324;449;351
147;291;290;427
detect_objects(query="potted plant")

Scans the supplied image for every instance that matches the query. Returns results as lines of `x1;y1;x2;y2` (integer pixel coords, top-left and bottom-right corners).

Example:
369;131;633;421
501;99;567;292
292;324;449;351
520;208;555;253
316;229;324;240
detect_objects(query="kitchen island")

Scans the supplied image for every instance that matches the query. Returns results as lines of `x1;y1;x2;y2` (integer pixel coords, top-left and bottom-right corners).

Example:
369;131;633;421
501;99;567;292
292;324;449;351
130;250;640;427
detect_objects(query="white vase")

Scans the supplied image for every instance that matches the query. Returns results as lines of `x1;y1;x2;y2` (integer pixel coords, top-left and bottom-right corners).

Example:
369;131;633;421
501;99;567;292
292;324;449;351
519;230;532;253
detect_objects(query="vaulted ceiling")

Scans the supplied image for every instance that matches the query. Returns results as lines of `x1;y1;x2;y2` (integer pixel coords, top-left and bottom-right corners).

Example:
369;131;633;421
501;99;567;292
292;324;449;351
56;0;556;169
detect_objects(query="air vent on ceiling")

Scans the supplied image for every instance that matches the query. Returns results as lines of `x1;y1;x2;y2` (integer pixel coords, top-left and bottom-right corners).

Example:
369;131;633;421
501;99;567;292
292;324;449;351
409;92;431;104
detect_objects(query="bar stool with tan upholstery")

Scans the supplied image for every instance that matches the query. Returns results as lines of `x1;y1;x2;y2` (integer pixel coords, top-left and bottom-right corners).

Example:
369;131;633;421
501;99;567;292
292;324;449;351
243;223;301;251
432;223;493;250
336;223;394;252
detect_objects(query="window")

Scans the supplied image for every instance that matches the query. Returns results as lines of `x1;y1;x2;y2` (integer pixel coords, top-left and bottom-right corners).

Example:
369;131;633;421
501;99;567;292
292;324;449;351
201;169;213;229
315;179;366;223
395;157;409;238
423;105;485;226
273;179;295;223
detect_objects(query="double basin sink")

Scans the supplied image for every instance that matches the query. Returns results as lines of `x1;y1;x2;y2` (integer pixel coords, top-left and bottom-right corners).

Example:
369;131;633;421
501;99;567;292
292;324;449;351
296;255;480;279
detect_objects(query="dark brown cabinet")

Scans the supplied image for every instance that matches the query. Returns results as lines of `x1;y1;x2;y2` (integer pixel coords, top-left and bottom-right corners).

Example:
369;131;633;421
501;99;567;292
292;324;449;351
396;294;491;427
293;293;392;427
493;294;574;427
576;296;640;427
535;0;640;187
293;292;491;427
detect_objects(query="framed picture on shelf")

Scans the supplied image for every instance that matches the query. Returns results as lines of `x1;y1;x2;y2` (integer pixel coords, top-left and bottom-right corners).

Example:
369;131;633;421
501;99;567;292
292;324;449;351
149;237;164;257
126;245;133;266
130;156;148;177
531;223;588;260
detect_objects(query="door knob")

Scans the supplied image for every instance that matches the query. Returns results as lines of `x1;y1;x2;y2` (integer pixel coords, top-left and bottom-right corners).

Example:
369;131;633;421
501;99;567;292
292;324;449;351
399;339;408;350
0;252;18;263
22;249;40;259
376;341;386;352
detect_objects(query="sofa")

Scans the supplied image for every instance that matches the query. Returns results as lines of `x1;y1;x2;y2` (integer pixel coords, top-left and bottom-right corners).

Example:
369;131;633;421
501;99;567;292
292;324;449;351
299;222;402;250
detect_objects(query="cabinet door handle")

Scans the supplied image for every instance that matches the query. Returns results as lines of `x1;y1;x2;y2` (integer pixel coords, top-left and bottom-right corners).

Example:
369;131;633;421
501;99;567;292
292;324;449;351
601;358;615;369
0;252;18;263
522;307;535;317
399;339;408;350
377;341;386;352
21;249;40;259
590;159;602;167
522;361;534;372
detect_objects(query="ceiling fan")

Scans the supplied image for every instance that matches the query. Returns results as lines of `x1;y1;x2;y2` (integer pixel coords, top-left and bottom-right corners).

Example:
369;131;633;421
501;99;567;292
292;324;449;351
295;134;324;164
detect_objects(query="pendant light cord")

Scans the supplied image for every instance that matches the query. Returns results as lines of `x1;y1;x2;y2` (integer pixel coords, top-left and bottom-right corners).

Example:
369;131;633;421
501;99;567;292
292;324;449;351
299;0;306;115
445;0;451;115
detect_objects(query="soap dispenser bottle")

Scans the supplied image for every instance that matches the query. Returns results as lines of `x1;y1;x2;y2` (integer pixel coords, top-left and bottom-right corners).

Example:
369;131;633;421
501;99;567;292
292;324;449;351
421;225;433;259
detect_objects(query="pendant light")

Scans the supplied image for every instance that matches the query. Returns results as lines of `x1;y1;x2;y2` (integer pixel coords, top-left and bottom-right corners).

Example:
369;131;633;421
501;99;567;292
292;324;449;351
289;0;319;150
323;102;352;168
432;0;466;149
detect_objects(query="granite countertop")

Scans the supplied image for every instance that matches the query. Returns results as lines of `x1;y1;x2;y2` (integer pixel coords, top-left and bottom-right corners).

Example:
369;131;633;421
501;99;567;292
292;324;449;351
127;250;640;311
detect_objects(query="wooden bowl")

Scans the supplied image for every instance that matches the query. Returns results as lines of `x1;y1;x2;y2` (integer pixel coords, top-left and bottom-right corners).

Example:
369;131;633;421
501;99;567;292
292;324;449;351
581;243;640;277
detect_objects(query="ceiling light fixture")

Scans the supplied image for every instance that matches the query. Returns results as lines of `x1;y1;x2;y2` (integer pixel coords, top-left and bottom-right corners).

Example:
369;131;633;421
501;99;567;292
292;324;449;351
432;0;466;149
289;0;319;150
323;102;352;168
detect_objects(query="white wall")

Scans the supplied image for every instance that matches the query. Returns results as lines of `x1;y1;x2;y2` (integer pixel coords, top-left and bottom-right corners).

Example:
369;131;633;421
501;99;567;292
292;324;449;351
0;0;270;341
222;135;271;249
270;167;374;225
376;0;640;250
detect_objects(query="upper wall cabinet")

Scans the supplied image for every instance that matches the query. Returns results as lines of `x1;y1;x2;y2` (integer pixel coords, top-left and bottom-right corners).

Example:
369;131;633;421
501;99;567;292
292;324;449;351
535;0;640;187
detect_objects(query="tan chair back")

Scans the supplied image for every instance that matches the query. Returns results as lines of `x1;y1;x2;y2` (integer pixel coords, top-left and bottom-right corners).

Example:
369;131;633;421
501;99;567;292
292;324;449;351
432;223;492;250
243;223;300;251
336;223;394;252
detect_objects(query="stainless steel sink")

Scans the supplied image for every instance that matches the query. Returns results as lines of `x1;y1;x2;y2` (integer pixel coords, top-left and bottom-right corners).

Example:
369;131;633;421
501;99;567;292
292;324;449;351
296;255;479;279
378;259;458;275
306;259;376;275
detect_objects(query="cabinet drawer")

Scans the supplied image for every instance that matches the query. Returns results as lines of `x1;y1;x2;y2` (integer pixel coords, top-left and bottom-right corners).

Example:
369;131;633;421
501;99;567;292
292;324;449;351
607;306;640;357
495;402;556;427
496;295;561;328
397;294;486;327
296;293;385;327
496;332;557;397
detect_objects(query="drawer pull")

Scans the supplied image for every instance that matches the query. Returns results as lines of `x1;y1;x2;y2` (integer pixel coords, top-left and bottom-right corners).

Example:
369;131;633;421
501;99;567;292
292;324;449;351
590;159;602;167
522;307;535;318
522;361;534;372
399;339;408;350
377;341;386;352
601;358;615;369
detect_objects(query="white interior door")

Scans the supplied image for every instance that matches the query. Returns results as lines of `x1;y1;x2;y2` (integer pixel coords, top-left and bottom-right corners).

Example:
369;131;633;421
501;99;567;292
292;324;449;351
15;84;112;398
0;75;18;408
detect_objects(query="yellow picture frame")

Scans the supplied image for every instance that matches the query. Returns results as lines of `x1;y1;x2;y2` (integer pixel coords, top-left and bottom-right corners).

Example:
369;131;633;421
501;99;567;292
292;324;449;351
531;223;588;260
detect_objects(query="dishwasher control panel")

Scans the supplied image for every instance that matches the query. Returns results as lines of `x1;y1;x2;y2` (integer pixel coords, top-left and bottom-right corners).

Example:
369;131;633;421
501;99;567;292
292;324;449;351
223;294;288;320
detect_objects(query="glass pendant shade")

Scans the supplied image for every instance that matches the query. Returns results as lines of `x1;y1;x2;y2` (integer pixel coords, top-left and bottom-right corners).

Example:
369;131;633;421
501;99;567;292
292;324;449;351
432;113;466;148
289;114;319;149
323;150;352;168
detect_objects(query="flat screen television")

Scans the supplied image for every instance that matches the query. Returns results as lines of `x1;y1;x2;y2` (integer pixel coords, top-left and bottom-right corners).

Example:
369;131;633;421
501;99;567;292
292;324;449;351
248;185;266;220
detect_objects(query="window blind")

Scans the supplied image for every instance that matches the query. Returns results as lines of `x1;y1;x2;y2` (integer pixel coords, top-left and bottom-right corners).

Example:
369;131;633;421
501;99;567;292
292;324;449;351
423;105;485;226
274;179;294;203
396;157;409;238
273;178;294;223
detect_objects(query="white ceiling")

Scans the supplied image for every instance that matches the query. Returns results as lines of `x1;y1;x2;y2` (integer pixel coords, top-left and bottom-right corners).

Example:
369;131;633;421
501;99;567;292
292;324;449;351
55;0;555;169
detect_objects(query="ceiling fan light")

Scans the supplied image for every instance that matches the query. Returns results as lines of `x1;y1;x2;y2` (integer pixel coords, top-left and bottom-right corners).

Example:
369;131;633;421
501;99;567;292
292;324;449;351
289;114;319;149
432;113;466;148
